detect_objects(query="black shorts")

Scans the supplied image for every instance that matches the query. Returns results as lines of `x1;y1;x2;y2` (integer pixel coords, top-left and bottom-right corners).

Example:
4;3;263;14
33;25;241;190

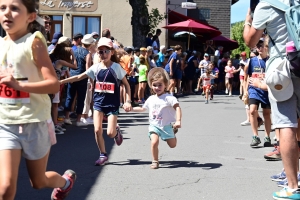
249;98;271;109
139;81;147;83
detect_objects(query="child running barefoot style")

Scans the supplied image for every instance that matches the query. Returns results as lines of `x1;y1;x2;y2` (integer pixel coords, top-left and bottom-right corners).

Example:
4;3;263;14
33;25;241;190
60;37;132;165
199;69;218;104
129;68;182;169
0;0;76;199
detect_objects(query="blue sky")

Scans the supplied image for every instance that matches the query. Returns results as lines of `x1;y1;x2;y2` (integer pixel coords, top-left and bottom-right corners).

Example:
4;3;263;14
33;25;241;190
231;0;249;23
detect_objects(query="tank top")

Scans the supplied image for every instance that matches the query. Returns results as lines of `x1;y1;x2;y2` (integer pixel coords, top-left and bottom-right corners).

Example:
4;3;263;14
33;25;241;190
0;31;51;124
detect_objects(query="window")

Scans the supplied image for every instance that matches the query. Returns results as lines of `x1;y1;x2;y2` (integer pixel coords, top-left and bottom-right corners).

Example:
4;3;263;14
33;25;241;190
199;8;210;20
73;16;100;35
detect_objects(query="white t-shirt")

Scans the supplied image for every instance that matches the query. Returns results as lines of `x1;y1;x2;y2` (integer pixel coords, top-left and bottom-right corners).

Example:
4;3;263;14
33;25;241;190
199;59;210;74
85;62;126;81
143;93;178;127
152;41;158;54
215;50;220;57
239;58;249;76
150;59;157;68
201;73;214;85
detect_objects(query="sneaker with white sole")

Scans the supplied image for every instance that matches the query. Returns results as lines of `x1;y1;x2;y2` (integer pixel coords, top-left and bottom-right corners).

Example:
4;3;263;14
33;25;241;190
51;169;76;200
55;124;66;132
240;120;251;126
271;169;286;182
76;121;88;126
64;118;72;125
273;187;300;200
86;117;94;125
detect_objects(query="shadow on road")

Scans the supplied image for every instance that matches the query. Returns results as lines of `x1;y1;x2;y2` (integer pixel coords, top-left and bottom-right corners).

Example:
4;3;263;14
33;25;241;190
109;159;222;170
15;112;149;199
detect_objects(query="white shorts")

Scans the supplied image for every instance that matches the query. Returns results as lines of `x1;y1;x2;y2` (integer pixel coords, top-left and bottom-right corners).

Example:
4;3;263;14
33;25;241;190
52;92;60;103
0;121;51;160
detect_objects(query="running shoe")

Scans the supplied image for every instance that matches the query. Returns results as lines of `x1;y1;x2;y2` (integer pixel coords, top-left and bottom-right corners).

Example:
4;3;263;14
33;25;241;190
95;154;108;166
250;136;261;147
264;145;281;160
58;106;64;112
273;188;300;200
64;118;72;125
240;120;251;126
229;92;232;96
205;100;208;104
264;137;273;147
51;169;76;200
76;121;88;127
55;129;64;135
225;88;228;94
55;124;66;132
278;173;300;187
271;169;286;182
114;126;123;146
239;94;243;99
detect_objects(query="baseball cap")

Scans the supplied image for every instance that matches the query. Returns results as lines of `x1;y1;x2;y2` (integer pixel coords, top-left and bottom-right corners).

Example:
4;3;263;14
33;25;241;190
91;32;99;37
166;48;173;52
204;53;209;57
240;52;247;56
51;32;63;44
160;45;166;51
192;50;197;54
140;47;147;51
147;67;170;88
73;33;83;40
134;47;140;52
265;58;293;102
81;34;94;45
57;36;70;45
97;37;113;48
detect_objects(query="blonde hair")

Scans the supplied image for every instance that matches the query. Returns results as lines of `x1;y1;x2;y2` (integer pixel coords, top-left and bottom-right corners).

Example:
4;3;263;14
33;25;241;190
149;70;169;94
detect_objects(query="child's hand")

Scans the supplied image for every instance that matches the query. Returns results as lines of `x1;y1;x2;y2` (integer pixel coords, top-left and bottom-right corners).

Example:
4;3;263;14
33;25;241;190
0;74;20;90
173;120;181;128
123;102;132;112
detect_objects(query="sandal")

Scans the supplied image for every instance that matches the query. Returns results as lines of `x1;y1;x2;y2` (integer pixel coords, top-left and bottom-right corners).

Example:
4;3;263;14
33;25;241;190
150;161;159;169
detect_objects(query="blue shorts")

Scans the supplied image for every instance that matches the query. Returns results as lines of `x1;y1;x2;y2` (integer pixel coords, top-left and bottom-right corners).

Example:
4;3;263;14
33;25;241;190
148;124;175;141
174;68;182;80
94;107;119;116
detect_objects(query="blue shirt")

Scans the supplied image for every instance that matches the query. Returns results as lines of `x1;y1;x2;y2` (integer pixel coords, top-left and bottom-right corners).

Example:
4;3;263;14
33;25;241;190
165;52;179;73
247;56;269;104
72;45;78;52
156;52;165;67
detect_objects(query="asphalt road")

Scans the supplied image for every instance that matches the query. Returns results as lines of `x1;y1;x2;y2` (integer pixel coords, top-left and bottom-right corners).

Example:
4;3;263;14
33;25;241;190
15;94;283;200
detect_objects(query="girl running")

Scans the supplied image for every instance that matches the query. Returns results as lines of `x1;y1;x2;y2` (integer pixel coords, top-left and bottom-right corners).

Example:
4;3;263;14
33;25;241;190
60;37;132;165
130;68;182;169
0;0;76;199
224;59;240;96
199;69;218;104
138;56;148;104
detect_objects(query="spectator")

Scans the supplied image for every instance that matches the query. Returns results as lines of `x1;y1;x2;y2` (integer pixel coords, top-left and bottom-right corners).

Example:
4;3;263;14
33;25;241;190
48;32;63;53
41;15;51;44
154;29;162;50
156;45;166;67
146;33;153;47
152;35;159;54
91;32;99;41
243;1;300;198
72;33;83;51
102;28;111;38
214;46;223;57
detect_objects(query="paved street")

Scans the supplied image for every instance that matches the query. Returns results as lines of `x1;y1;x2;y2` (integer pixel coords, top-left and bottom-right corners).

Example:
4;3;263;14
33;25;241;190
16;94;282;200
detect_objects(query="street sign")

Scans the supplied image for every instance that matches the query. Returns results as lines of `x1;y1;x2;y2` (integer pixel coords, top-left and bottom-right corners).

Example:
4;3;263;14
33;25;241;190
181;2;197;9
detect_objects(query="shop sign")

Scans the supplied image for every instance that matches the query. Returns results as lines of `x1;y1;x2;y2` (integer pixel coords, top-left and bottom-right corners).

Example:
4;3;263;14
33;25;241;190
39;0;98;12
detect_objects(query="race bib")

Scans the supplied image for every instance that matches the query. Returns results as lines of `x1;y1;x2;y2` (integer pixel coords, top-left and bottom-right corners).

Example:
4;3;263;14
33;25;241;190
252;72;265;79
95;81;115;94
0;78;30;104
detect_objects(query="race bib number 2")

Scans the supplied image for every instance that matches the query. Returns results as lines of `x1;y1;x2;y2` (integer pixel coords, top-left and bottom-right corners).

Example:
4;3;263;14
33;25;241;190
0;78;30;104
95;82;115;94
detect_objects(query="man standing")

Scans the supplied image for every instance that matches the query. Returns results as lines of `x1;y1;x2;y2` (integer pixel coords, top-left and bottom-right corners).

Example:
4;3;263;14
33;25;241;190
42;15;51;45
154;29;162;51
156;45;166;67
72;33;83;52
243;0;300;199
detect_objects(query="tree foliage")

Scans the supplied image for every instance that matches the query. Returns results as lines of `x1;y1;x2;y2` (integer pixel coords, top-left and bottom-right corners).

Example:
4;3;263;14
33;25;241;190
231;21;250;57
148;8;167;34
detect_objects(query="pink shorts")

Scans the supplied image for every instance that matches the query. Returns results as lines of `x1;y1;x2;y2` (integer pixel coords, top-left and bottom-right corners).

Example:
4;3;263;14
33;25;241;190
239;75;244;80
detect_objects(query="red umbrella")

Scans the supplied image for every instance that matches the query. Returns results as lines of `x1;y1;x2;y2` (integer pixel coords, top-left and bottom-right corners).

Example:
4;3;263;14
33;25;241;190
212;35;239;51
163;19;221;49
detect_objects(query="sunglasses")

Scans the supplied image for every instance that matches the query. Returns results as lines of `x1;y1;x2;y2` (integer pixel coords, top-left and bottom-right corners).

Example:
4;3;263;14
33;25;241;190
99;50;111;54
45;21;51;25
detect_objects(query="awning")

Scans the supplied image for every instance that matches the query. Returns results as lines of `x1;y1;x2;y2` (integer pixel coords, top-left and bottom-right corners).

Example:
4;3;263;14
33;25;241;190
167;10;218;30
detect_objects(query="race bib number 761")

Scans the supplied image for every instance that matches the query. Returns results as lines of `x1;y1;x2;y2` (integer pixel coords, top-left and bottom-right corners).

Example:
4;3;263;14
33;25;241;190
0;78;30;104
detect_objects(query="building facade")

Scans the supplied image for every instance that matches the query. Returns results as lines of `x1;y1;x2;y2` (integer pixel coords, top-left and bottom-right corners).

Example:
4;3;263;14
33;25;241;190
0;0;237;48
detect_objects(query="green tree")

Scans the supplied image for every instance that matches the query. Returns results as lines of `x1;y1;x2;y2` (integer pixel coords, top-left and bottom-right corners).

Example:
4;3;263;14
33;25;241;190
128;0;166;47
231;21;250;57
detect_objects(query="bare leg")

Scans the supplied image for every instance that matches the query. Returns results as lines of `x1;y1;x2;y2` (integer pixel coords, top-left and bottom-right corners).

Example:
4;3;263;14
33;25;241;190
262;108;271;137
93;110;106;153
150;133;159;161
166;138;177;148
249;104;259;136
0;150;21;200
279;128;298;189
26;151;66;189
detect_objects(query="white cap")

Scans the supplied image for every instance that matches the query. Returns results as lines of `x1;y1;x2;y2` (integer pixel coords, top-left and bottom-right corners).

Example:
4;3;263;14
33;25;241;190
265;58;293;102
81;34;94;45
160;45;166;50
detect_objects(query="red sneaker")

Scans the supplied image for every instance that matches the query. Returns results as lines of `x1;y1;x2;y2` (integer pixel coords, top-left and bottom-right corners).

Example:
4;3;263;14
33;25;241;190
51;170;76;200
264;145;281;160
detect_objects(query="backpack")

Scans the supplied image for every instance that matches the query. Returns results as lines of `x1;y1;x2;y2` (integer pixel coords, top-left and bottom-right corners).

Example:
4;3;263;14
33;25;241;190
262;0;300;76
